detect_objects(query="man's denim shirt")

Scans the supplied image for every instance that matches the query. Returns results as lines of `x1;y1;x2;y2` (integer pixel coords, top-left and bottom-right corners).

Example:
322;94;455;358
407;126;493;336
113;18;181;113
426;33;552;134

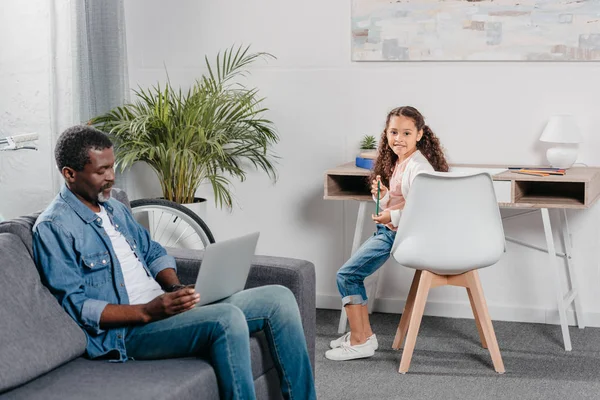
32;185;176;361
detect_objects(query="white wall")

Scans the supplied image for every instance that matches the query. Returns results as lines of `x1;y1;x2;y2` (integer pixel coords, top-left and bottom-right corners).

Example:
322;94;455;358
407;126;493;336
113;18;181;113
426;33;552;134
124;0;600;327
0;0;73;220
0;1;56;220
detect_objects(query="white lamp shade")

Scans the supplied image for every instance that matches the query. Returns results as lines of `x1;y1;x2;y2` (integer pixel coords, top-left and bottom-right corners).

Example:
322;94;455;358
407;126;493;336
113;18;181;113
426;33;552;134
539;115;582;144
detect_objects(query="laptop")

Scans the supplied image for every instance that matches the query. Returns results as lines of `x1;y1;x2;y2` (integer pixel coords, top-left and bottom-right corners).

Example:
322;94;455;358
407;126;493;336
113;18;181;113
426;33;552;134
194;231;260;306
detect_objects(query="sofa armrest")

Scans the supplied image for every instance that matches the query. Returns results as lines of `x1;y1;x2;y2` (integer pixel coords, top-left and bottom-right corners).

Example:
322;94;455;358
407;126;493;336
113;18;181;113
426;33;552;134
245;255;316;371
166;248;316;371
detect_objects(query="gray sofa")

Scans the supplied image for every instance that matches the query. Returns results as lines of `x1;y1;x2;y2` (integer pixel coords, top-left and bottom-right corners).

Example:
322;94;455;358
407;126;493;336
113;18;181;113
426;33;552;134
0;190;316;400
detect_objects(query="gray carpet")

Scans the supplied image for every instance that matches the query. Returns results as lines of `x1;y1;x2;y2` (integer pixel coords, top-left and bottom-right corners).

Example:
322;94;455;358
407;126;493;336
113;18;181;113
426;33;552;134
315;309;600;400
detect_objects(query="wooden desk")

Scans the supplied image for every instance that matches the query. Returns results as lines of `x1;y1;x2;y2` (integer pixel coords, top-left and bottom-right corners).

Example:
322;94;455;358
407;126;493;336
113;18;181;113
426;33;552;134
325;162;600;351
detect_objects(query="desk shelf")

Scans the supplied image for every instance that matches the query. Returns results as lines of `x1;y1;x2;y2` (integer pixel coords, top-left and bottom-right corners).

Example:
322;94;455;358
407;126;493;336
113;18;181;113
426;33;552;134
494;168;600;209
324;174;371;201
514;181;585;207
324;163;371;201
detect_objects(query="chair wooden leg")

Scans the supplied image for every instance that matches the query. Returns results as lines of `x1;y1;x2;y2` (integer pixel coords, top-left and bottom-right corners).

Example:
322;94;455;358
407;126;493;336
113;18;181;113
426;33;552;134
465;270;505;374
467;287;488;349
393;270;421;350
399;270;433;374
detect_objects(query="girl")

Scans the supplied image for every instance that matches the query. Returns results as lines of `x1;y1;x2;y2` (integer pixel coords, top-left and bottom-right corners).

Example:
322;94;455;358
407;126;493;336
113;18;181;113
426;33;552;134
326;106;449;361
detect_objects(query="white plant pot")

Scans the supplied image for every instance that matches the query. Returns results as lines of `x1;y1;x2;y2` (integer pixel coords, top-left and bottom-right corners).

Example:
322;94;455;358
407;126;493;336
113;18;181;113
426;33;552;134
182;198;208;222
359;149;378;158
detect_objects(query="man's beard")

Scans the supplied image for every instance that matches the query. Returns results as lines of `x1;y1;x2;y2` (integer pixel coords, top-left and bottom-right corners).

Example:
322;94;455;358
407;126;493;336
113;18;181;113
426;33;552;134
97;187;112;202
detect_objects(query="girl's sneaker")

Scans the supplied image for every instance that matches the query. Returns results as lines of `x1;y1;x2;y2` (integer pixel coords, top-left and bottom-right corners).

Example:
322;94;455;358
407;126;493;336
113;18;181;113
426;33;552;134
329;332;350;349
329;333;378;350
325;341;375;361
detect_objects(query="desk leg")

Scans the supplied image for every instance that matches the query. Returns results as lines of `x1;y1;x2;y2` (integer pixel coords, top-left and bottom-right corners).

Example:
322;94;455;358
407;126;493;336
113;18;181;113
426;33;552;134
559;209;585;329
338;201;368;334
541;208;572;351
366;272;380;314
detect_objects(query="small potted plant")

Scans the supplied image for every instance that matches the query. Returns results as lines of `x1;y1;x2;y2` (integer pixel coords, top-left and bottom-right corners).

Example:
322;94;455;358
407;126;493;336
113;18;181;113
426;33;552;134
356;134;378;169
359;134;378;159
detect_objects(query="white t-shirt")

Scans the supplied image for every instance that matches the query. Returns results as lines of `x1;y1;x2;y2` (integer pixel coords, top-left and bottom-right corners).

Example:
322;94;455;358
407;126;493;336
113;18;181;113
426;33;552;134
96;205;164;304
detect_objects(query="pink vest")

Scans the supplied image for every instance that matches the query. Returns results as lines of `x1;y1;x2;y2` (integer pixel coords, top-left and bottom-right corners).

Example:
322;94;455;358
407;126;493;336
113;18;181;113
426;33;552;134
383;155;413;231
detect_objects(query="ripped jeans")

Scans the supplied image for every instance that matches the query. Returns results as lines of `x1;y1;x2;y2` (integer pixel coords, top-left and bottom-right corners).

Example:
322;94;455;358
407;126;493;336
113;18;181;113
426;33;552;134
336;224;396;306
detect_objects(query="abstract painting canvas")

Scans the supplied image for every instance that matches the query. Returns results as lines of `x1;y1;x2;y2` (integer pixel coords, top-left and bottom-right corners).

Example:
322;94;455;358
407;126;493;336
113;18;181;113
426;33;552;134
352;0;600;61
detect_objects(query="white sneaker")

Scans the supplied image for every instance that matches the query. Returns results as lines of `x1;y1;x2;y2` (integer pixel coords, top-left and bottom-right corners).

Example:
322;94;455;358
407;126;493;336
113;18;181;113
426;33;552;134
325;341;375;361
329;332;351;349
330;333;378;351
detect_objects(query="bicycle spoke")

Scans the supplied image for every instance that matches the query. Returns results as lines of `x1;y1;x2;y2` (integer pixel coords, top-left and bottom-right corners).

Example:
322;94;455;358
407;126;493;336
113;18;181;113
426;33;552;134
156;214;170;244
178;231;207;248
189;237;204;246
180;231;200;242
172;226;191;246
163;217;183;248
152;211;166;239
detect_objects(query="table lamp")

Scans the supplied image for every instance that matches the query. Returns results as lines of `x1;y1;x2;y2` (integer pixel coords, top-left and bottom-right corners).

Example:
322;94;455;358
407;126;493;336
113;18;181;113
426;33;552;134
539;115;582;169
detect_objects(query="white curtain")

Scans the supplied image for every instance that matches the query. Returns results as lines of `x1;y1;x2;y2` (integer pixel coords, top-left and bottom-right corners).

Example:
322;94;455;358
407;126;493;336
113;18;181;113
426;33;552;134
73;0;129;124
49;0;130;191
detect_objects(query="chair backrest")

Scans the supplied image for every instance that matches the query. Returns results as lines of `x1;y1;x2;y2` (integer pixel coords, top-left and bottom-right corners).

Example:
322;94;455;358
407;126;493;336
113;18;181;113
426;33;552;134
392;172;505;274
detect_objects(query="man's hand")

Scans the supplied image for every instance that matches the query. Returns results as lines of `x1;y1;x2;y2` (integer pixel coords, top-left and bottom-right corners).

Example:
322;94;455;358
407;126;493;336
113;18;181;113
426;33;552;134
372;210;391;225
142;287;200;323
371;175;388;199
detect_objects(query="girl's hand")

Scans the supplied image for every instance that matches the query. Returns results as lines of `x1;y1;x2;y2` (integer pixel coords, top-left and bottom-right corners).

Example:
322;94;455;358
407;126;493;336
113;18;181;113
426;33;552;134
371;175;388;199
372;210;391;224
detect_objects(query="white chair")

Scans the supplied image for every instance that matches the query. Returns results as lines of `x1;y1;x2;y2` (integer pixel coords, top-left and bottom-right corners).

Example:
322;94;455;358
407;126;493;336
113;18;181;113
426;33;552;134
391;172;506;374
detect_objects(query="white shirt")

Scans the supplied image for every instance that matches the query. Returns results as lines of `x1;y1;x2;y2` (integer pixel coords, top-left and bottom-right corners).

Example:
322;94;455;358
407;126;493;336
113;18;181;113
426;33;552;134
96;205;164;304
373;150;435;227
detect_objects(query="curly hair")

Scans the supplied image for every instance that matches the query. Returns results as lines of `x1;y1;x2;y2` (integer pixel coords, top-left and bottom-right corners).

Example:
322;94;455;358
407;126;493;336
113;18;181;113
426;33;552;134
369;106;448;187
55;125;113;171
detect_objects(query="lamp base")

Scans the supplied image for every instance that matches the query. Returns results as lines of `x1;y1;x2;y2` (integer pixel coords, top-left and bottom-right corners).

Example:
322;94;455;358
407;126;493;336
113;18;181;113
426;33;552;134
546;145;578;169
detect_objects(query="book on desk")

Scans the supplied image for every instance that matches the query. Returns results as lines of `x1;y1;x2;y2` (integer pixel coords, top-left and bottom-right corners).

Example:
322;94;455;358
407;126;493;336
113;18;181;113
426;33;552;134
509;167;566;177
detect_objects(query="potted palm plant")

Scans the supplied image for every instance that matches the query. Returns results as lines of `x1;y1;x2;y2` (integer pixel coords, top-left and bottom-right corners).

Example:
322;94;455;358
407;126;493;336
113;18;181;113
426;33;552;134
91;45;279;213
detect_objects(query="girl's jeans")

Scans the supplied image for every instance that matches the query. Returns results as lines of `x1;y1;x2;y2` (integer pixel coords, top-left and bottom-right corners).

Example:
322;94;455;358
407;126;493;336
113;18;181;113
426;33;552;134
125;285;316;400
337;224;396;306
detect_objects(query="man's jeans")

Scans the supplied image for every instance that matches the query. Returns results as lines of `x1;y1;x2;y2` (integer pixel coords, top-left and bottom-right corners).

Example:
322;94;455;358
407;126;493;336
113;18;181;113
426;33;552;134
336;224;396;306
125;285;316;400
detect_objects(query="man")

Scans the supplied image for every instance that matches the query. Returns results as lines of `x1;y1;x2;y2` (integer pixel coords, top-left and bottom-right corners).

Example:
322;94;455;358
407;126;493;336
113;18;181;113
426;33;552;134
32;125;316;400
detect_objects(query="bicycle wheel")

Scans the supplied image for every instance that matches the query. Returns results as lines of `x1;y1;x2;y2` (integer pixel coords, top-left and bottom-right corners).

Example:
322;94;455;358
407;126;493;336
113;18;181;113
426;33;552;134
130;198;215;250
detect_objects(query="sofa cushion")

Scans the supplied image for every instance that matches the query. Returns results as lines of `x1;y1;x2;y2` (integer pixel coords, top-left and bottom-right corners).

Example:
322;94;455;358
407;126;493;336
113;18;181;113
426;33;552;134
0;214;39;258
3;334;280;400
249;331;275;380
1;357;220;400
0;233;87;394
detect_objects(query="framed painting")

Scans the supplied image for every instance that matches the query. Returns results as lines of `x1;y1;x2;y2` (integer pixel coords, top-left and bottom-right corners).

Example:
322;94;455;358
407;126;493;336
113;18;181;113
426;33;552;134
351;0;600;61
